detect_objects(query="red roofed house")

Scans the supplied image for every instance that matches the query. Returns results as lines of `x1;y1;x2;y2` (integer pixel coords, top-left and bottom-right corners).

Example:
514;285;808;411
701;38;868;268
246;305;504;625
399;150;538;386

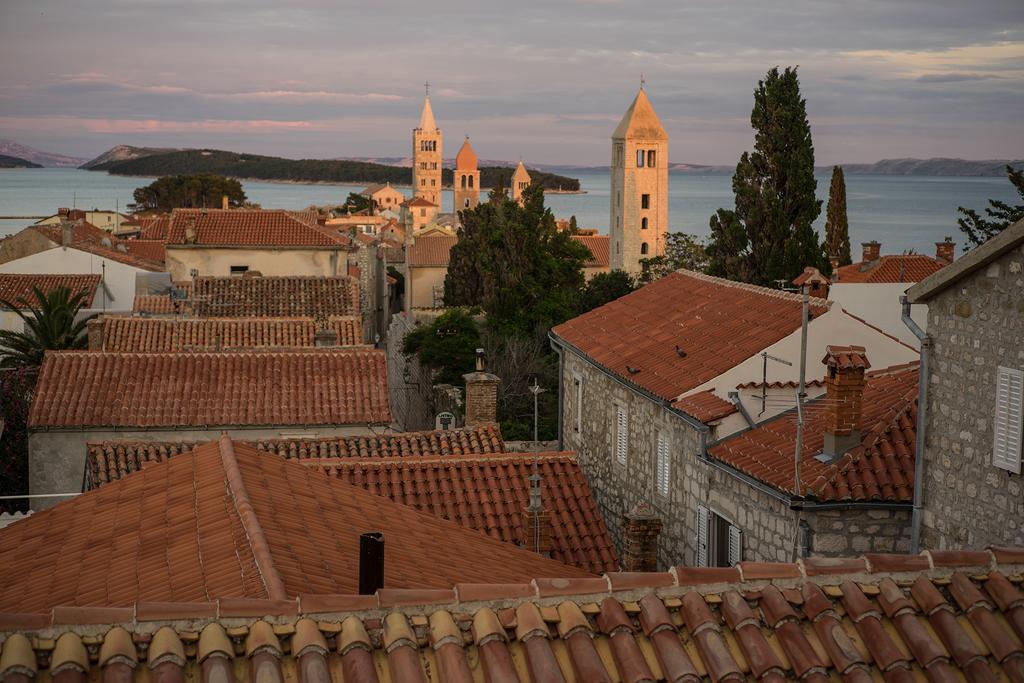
551;270;920;568
164;209;352;281
26;348;392;506
0;274;108;332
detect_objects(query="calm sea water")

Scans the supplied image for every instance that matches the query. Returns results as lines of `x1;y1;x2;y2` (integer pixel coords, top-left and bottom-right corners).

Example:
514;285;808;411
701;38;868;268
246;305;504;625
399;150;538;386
0;168;1017;253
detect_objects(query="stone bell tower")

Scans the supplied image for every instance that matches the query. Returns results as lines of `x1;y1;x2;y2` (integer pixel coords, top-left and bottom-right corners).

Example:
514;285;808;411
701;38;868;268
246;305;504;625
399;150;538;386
412;88;443;208
454;137;480;212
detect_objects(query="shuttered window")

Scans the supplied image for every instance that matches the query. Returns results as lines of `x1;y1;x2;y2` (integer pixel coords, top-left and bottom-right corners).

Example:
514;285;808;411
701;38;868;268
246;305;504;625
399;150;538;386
994;366;1024;474
696;505;709;567
728;525;743;566
615;406;628;465
573;374;583;434
656;432;670;498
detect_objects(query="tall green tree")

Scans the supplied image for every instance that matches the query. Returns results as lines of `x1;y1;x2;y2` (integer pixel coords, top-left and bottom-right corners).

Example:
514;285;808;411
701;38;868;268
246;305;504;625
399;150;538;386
133;173;246;212
579;270;636;312
825;166;851;267
639;232;709;283
401;308;481;386
707;66;825;286
444;184;590;336
957;165;1024;249
0;286;93;368
343;191;375;214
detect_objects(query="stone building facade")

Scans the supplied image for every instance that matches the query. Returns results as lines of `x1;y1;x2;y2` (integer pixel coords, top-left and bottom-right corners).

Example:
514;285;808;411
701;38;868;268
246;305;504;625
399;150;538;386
453;138;481;211
412;95;442;208
907;218;1024;549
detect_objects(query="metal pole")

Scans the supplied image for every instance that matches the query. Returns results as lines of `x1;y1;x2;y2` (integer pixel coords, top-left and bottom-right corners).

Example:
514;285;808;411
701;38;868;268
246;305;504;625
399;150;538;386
795;286;809;496
901;295;930;553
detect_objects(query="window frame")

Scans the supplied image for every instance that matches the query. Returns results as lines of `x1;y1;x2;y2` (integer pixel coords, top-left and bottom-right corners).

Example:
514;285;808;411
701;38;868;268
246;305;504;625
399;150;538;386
229;265;249;276
641;194;650;209
636;149;645;168
572;372;584;434
655;431;670;498
994;365;1024;474
614;403;628;466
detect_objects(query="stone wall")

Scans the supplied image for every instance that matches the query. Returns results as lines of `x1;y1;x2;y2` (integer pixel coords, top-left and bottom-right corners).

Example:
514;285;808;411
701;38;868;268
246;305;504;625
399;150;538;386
921;243;1024;549
385;313;435;431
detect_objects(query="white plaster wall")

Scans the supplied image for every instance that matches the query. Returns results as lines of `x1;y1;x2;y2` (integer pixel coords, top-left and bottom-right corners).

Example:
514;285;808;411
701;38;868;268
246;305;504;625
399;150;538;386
165;247;342;280
829;282;928;347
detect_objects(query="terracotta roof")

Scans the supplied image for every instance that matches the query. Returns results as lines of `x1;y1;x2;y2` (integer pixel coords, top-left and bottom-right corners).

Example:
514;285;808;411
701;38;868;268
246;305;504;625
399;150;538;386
191;275;360;317
123;239;166;263
672;389;738;423
166;209;348;247
408;235;457;267
792;266;828;286
92;316;363;351
32;221;165;271
824;344;871;370
28;348;391;429
86;425;506;487
552;270;831;401
573;234;610;268
137;215;170;240
709;363;920;501
313;452;618;573
454;137;478;170
0;274;100;308
132;294;187;315
3;549;1024;682
0;437;587;613
736;378;826;390
834;253;946;283
402;196;438;208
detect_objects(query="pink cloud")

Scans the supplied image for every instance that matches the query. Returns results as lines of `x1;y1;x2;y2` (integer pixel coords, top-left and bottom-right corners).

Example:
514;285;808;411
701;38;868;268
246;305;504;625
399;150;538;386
0;116;317;134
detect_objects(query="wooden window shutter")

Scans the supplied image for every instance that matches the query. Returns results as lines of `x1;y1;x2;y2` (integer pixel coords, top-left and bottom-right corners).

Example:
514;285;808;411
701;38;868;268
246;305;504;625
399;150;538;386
656;432;670;497
616;406;627;464
994;366;1024;474
728;525;743;566
696;505;709;567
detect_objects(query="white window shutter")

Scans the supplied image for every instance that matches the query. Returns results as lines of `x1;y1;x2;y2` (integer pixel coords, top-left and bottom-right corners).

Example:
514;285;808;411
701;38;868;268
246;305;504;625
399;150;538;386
994;366;1024;474
728;525;743;566
696;505;709;567
616;406;628;464
657;432;670;497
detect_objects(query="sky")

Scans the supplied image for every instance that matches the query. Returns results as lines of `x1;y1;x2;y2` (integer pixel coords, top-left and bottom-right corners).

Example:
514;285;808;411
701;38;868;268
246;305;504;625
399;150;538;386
1;0;1022;166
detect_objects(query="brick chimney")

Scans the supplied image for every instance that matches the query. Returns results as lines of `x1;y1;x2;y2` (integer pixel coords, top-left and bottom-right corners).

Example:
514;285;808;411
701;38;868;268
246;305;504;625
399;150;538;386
520;472;552;556
821;345;870;461
935;237;955;264
87;318;104;351
621;502;663;572
463;348;499;427
861;241;880;263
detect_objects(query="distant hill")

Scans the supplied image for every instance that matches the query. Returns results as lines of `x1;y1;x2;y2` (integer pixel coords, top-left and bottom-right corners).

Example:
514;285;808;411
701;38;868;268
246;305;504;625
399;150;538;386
837;158;1024;176
0;139;86;167
88;148;581;191
0;154;42;168
80;144;185;170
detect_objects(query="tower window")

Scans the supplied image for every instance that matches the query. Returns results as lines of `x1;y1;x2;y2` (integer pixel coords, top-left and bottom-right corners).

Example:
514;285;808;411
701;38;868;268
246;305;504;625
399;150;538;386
642;217;648;230
641;194;650;209
461;175;466;189
615;143;624;167
648;150;656;167
468;176;474;188
421;179;426;187
431;179;436;186
641;242;649;255
464;199;470;208
420;208;426;217
637;150;645;167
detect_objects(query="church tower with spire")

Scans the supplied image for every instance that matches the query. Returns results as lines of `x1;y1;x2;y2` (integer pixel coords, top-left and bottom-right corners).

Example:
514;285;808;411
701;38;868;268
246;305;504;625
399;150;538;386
609;86;668;274
412;89;443;208
511;161;531;205
454;136;480;211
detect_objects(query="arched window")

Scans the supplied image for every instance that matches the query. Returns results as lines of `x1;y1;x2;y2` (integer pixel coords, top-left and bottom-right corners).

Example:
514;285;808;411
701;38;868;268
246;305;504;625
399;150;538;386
460;175;466;189
468;176;474;188
641;242;649;255
642;217;648;230
464;199;470;208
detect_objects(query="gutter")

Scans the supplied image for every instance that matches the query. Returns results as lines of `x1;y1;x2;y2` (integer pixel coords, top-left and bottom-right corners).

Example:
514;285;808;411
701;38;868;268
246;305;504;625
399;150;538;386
901;294;930;554
549;338;565;451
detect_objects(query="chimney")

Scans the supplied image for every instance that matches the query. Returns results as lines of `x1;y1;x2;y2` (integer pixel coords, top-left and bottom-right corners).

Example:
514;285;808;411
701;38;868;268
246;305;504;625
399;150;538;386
221;194;229;210
184;217;198;244
820;345;870;461
314;318;338;347
463;348;499;427
620;502;663;572
861;241;880;263
935;237;955;264
829;254;840;272
520;472;552;556
87;318;104;351
60;221;73;247
58;207;70;218
358;531;384;595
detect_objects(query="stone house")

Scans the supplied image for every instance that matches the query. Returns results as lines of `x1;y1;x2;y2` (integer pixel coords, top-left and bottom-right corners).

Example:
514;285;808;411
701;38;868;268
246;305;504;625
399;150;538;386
359;182;406;213
550;270;920;568
906;217;1024;549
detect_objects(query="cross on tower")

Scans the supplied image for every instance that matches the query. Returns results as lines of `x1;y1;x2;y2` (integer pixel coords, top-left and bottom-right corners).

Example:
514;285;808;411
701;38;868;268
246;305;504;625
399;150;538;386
424;81;430;97
640;73;645;90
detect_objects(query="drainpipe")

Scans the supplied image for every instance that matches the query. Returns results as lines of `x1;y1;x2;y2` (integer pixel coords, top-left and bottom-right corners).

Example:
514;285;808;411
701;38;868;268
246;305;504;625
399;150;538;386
727;391;755;428
901;295;930;554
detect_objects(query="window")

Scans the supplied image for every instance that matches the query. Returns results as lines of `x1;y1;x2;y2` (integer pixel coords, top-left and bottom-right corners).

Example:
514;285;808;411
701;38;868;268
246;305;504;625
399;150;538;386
656;432;670;497
615;405;628;465
647;150;656;167
573;373;583;433
468;176;474;188
464;199;470;208
229;265;248;276
431;179;436;187
696;506;742;567
642;217;648;230
420;208;426;217
641;242;649;255
641;194;650;209
460;175;466;189
994;366;1023;473
615;143;624;167
421;179;426;187
636;150;645;167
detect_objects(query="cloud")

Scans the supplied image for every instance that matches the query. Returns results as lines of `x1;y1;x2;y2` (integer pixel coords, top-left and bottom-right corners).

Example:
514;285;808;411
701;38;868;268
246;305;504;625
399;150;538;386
916;72;1002;82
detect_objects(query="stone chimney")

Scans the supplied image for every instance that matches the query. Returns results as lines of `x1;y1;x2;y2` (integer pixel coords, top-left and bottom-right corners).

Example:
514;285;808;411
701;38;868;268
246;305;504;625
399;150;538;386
463;348;499;427
184;216;198;244
87;318;104;351
621;502;663;572
821;345;870;461
314;317;338;347
935;237;955;264
61;221;74;247
221;194;229;210
520;472;552;556
861;241;880;263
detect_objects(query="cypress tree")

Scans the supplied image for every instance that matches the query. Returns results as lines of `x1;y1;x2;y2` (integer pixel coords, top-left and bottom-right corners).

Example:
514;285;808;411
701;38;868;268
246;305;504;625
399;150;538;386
707;67;825;286
825;166;852;267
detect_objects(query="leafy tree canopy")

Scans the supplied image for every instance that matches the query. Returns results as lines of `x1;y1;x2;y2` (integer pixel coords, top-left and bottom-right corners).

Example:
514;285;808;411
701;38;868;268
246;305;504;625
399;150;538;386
825;166;851;268
579;270;637;312
957;165;1024;249
639;232;709;283
707;66;825;286
401;308;481;387
0;286;93;368
132;173;246;212
344;192;375;214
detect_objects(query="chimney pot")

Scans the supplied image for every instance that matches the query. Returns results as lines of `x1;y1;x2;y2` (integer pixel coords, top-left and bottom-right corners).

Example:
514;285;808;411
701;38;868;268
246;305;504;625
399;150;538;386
221;194;229;210
935;237;955;264
358;531;384;595
621;502;663;572
475;348;485;372
861;241;881;263
820;345;870;461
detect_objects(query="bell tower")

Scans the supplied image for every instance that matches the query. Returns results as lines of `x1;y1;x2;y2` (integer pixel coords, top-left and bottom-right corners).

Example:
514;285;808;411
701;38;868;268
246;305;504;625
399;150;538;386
610;86;668;274
412;86;443;208
454;136;480;211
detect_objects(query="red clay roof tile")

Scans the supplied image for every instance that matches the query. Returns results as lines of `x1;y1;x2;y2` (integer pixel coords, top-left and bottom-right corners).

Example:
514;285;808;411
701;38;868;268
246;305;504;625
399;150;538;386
0;274;101;308
834;254;946;284
672;389;738;423
190;275;359;317
93;316;363;351
166;209;348;247
407;236;457;267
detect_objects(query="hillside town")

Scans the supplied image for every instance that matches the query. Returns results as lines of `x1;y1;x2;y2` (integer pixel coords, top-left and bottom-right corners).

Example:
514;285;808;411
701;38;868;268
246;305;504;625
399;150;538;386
0;85;1022;682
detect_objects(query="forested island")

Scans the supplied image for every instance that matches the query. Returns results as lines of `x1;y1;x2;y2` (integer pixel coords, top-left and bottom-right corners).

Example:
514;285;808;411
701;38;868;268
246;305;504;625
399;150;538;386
85;148;581;191
0;154;42;168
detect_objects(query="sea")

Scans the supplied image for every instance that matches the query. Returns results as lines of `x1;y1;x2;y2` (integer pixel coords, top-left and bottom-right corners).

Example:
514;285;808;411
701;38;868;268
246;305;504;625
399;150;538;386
0;168;1018;253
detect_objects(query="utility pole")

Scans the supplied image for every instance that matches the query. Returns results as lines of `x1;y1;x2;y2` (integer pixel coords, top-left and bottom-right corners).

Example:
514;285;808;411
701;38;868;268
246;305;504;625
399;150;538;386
794;285;809;496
